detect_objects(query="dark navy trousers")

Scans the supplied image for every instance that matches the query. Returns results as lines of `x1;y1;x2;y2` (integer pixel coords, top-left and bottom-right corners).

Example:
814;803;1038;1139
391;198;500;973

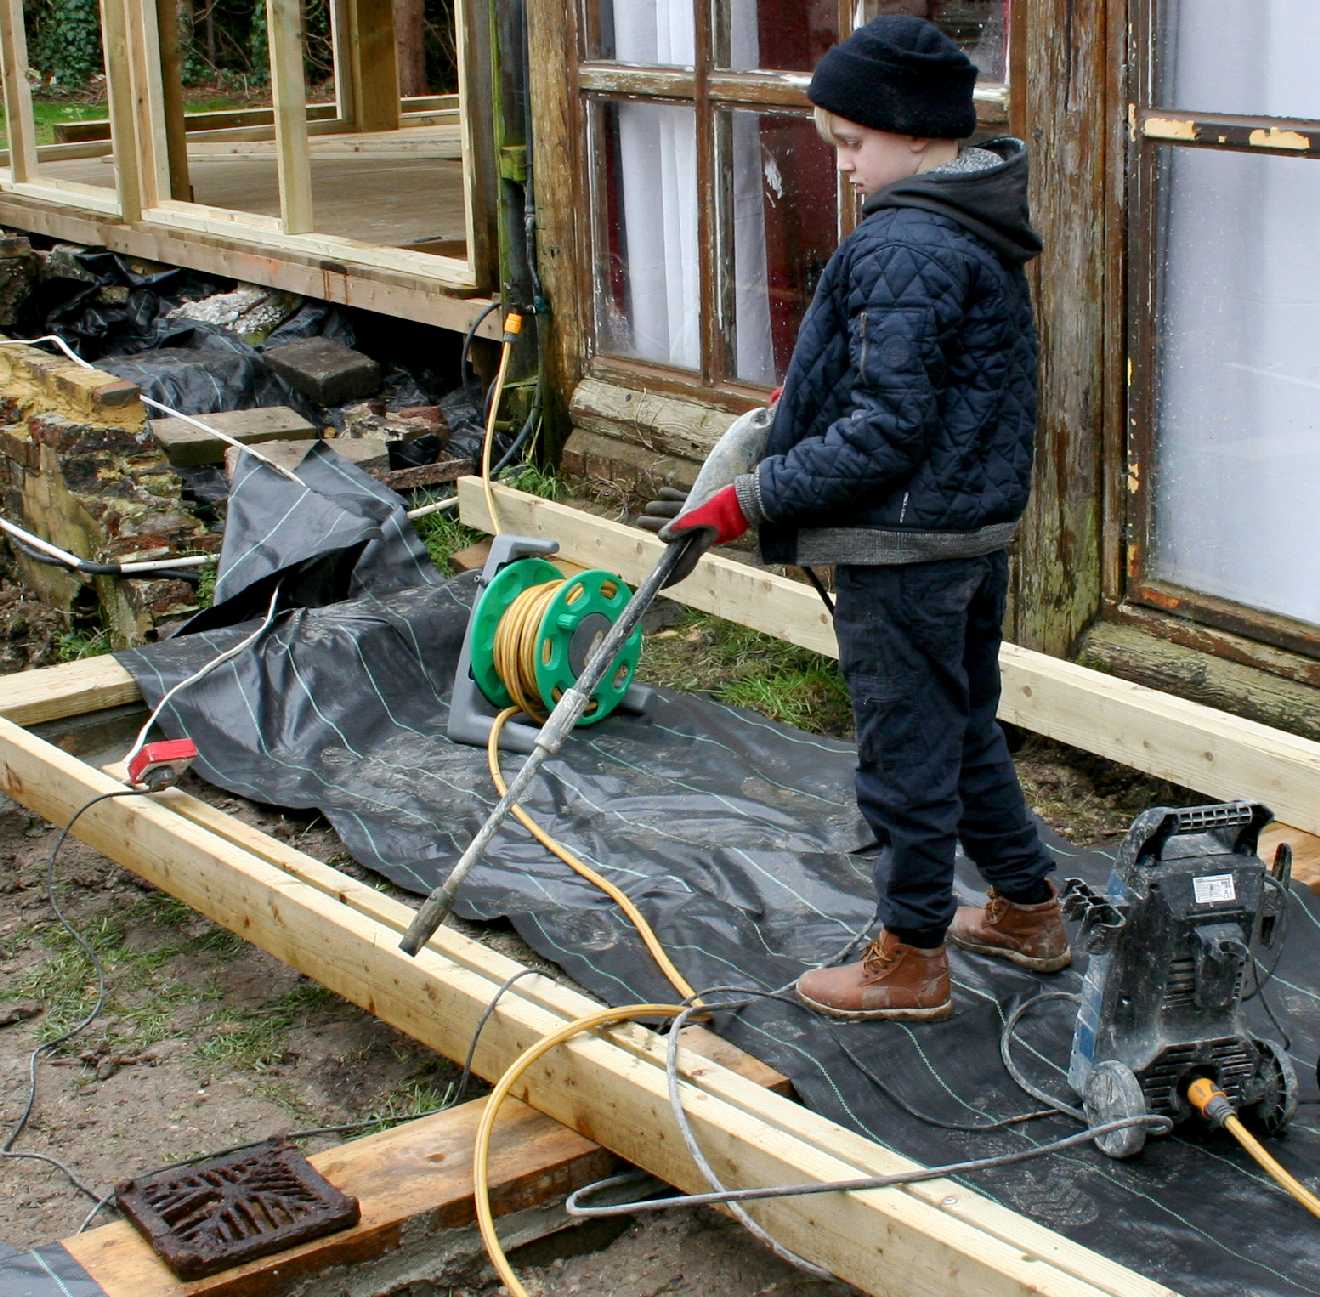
832;551;1055;934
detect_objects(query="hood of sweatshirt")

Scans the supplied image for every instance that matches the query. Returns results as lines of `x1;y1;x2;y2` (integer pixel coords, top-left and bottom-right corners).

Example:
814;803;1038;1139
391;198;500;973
861;136;1043;265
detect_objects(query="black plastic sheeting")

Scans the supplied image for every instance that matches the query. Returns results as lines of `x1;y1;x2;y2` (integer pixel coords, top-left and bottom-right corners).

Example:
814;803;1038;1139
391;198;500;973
0;1244;105;1297
98;319;325;425
115;446;1320;1297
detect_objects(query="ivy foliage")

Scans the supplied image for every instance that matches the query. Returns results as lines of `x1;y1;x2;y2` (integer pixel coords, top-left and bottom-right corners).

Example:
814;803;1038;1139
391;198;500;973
22;0;330;93
22;0;455;94
26;0;103;89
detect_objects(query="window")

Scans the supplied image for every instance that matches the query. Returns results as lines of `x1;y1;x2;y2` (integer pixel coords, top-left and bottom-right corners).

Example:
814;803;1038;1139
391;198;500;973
1128;0;1320;651
576;0;1010;397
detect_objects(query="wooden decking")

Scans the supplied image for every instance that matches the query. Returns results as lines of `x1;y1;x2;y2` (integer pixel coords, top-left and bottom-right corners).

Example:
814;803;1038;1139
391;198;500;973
28;126;466;252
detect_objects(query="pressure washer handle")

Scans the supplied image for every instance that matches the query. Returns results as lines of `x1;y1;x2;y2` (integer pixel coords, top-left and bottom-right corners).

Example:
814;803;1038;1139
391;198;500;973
398;537;695;957
399;735;555;954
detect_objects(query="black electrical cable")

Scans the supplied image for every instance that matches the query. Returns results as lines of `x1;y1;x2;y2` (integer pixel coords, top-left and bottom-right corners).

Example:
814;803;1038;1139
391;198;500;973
2;788;153;1204
1231;939;1293;1054
453;967;543;1106
799;566;834;616
77;1096;474;1232
491;376;544;477
83;965;556;1233
7;534;204;583
461;300;504;405
1244;874;1291;1002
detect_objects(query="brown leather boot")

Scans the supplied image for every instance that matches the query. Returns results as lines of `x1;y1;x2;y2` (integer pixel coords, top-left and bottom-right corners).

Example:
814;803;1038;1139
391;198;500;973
947;883;1071;971
794;930;952;1021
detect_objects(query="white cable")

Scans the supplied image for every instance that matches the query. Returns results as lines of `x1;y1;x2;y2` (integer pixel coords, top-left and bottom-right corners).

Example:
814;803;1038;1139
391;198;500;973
0;335;303;482
406;496;460;520
0;512;211;574
124;581;284;771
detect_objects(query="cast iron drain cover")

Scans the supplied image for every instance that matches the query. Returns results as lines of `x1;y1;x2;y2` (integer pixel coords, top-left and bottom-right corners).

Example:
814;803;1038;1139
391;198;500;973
114;1138;361;1279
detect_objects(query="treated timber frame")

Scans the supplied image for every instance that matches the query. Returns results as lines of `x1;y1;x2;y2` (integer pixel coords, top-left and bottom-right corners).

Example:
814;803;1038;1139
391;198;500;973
3;486;1320;1289
0;0;496;323
0;690;1173;1297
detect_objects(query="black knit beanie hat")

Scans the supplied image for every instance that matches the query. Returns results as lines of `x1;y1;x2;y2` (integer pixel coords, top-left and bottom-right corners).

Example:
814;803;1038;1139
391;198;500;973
808;15;977;139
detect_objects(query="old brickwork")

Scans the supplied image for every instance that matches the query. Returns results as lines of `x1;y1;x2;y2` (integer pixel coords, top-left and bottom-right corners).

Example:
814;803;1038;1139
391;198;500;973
0;340;219;647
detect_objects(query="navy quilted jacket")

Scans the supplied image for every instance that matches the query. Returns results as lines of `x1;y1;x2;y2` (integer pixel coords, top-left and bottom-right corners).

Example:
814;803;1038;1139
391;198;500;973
739;138;1042;567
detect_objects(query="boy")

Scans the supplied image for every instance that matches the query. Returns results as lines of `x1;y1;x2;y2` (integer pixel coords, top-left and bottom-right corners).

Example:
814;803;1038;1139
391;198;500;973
653;15;1070;1020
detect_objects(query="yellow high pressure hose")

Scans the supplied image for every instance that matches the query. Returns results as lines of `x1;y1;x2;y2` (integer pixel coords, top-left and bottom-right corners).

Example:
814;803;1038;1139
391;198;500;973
481;311;523;537
485;705;700;1004
1187;1077;1320;1221
474;1004;688;1297
468;325;702;1295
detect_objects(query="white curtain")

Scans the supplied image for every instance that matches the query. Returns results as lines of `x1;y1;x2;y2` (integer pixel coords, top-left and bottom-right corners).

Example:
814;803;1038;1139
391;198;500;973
612;3;700;368
608;0;772;378
1153;1;1320;626
728;0;774;383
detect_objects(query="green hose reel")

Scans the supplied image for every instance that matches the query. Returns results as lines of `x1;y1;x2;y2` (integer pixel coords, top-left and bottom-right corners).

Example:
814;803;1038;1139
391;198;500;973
468;555;645;726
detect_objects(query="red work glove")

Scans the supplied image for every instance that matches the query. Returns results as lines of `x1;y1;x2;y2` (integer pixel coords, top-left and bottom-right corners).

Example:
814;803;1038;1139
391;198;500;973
661;484;748;547
656;485;748;588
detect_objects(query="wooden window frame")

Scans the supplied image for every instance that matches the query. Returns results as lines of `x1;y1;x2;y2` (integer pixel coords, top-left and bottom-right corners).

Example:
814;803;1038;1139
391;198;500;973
572;1;1011;407
1125;0;1320;663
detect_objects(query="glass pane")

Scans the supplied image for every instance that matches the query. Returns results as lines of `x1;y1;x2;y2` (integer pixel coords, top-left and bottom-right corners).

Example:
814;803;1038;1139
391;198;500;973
856;1;1009;82
1157;0;1320;120
586;0;695;66
714;0;840;73
590;98;699;369
721;109;838;386
1151;145;1320;628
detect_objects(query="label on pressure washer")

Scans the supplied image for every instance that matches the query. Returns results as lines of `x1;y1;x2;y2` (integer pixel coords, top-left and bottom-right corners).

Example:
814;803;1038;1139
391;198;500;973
1192;873;1237;905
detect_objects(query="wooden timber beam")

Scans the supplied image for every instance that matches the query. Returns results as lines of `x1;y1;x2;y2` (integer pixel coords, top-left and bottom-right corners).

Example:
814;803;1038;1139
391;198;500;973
456;480;1320;839
0;700;1171;1297
0;190;496;331
0;0;37;181
63;1097;616;1296
266;0;314;234
347;0;401;133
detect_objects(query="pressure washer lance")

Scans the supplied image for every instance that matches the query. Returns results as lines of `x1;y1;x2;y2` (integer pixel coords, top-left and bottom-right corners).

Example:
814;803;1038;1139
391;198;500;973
398;535;697;956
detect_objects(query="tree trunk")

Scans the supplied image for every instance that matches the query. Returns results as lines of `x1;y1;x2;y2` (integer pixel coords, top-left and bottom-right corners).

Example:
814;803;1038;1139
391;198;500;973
395;0;427;97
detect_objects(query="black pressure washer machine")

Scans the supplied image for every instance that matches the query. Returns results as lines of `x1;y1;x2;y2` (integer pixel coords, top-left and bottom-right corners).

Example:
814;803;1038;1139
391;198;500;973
1062;801;1297;1158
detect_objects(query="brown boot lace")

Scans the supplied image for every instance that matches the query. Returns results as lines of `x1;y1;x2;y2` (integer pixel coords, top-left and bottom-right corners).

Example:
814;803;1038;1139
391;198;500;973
984;890;1007;924
861;938;899;977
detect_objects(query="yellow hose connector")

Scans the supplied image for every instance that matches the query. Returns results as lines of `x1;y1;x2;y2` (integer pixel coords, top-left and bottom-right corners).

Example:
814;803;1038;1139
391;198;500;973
1187;1076;1320;1222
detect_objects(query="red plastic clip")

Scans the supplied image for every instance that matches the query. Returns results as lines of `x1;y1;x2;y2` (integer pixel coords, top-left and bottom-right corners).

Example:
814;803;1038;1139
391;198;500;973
127;738;199;790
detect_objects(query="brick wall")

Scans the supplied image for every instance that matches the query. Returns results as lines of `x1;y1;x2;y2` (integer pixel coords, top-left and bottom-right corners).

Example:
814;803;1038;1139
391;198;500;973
0;340;219;646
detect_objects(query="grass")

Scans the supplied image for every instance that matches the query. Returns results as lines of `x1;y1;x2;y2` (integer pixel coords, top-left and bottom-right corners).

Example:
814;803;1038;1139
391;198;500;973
1;92;257;147
195;981;341;1072
357;1074;460;1131
196;563;218;609
413;507;483;575
56;625;110;662
499;462;562;501
3;910;193;1042
638;608;853;737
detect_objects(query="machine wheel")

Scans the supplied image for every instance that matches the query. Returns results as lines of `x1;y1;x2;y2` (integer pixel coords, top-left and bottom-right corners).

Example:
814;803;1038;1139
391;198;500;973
1241;1037;1298;1137
1083;1061;1148;1159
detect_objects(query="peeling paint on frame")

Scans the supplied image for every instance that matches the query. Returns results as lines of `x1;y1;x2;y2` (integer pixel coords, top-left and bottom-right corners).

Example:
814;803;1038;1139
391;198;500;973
1248;126;1311;151
1143;116;1198;142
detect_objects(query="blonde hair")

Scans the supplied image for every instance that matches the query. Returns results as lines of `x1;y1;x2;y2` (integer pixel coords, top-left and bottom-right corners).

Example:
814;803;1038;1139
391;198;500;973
813;105;844;145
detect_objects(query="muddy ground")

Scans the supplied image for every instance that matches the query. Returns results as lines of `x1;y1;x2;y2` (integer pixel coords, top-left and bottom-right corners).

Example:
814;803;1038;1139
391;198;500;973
0;571;1196;1297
